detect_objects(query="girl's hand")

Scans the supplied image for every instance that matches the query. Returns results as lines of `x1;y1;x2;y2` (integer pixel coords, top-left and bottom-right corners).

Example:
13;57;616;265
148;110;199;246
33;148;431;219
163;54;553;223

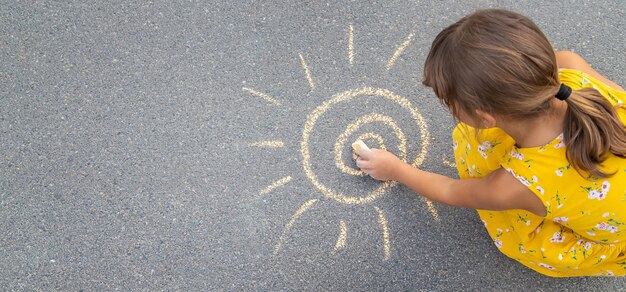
355;148;404;181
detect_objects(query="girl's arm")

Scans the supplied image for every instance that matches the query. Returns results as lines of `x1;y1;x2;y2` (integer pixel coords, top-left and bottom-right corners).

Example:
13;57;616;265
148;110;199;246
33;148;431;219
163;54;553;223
356;148;547;216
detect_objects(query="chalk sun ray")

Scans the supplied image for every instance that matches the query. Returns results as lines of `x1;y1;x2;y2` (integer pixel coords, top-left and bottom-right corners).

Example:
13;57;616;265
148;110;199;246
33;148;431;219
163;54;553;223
422;199;441;222
442;157;456;168
250;140;285;148
374;206;391;260
298;53;315;90
386;31;415;71
334;220;348;251
259;176;293;196
274;199;318;255
242;87;281;105
348;24;355;65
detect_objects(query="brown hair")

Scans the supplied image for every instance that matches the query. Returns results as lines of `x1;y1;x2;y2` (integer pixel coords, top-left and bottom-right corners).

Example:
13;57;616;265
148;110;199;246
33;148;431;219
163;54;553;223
423;9;626;178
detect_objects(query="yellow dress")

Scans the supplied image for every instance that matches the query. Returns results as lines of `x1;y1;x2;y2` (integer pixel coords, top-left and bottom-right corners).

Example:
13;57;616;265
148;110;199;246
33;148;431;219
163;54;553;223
452;69;626;277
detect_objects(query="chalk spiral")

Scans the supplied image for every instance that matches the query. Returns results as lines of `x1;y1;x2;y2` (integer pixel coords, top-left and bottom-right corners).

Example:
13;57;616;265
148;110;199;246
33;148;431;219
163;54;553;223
301;87;429;205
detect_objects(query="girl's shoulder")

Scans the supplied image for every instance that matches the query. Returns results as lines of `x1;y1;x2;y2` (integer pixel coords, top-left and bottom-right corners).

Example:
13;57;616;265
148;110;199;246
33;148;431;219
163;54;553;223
559;68;625;110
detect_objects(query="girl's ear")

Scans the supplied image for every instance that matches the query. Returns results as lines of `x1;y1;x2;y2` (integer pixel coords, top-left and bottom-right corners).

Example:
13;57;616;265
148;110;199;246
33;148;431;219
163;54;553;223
475;110;497;128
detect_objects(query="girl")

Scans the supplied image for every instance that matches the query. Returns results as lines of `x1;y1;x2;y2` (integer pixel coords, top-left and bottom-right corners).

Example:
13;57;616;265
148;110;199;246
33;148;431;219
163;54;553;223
355;9;626;277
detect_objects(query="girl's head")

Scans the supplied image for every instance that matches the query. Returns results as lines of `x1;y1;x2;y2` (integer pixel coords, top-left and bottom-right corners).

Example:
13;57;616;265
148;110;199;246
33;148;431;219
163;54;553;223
424;9;626;178
423;9;558;123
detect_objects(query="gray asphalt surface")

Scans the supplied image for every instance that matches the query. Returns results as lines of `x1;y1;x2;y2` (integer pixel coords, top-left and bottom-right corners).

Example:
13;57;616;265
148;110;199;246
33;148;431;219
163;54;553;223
2;0;625;290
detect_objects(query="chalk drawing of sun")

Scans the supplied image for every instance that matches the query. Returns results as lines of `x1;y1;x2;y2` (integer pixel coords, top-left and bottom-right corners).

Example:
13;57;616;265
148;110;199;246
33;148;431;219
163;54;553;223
243;24;444;260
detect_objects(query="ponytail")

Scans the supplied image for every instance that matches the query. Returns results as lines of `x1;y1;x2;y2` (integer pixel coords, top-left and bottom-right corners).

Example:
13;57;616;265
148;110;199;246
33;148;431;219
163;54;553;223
563;88;626;178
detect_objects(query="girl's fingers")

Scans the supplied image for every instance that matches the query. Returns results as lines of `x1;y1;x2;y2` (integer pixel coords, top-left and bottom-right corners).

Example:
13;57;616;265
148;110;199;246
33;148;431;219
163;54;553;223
356;158;370;169
355;147;373;159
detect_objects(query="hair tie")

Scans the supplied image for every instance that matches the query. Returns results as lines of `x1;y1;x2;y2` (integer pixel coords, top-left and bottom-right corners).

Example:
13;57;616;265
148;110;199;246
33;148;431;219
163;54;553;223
555;83;572;101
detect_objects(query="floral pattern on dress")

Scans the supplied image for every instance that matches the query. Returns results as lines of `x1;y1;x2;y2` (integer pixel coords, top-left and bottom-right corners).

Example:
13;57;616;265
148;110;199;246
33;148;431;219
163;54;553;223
478;141;501;159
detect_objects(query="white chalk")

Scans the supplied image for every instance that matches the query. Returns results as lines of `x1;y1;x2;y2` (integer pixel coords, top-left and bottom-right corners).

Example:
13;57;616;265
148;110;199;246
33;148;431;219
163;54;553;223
352;140;370;152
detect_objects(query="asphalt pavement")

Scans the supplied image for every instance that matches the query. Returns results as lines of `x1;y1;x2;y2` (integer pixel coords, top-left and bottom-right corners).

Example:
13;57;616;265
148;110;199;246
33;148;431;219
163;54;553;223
2;0;626;290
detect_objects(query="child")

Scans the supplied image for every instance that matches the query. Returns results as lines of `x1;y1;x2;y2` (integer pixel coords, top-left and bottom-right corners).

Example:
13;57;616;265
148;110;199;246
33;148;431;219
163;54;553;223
355;9;626;277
